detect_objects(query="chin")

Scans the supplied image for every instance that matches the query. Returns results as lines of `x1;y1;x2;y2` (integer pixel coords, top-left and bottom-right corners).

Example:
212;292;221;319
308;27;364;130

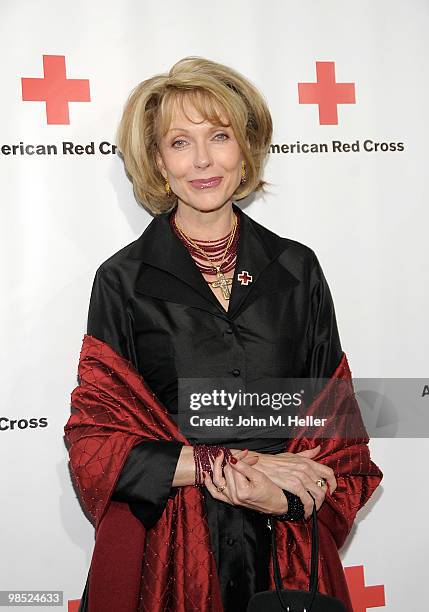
181;194;232;212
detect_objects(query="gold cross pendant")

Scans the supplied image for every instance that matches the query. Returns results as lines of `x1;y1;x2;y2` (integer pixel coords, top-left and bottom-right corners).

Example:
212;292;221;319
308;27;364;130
211;270;233;300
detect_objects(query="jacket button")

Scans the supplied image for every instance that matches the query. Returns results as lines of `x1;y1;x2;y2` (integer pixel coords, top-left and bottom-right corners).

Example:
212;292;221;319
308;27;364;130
225;327;234;334
228;579;236;588
232;368;240;377
226;537;235;546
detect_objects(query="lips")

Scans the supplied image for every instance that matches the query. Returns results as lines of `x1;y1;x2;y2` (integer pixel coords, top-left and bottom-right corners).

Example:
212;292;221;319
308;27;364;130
189;177;223;189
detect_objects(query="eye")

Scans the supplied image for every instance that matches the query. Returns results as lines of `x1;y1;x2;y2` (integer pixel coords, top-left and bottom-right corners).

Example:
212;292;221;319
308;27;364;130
172;139;187;149
171;132;229;149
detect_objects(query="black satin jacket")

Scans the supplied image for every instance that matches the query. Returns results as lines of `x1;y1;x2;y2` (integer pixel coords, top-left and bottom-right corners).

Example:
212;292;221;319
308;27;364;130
85;202;342;612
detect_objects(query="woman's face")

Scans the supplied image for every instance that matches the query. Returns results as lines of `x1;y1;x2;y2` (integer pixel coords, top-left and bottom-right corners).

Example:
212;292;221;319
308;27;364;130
155;99;244;214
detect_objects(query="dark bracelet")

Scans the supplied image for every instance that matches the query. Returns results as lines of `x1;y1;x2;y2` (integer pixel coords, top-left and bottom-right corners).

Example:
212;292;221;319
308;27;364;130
271;490;305;522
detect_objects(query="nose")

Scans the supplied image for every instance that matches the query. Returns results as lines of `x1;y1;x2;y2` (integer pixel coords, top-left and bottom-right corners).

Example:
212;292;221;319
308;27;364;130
193;141;212;169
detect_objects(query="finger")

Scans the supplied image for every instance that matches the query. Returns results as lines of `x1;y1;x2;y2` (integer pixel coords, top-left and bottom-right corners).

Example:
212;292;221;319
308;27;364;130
299;474;327;510
212;450;226;489
231;449;260;465
202;470;222;498
239;452;259;465
296;444;321;457
308;462;337;494
296;486;315;520
211;455;238;506
231;449;249;458
233;449;260;462
240;456;259;466
284;459;328;497
293;455;337;494
291;461;323;485
326;475;337;495
294;446;337;492
316;472;336;496
222;463;240;504
226;458;252;489
224;461;257;507
202;471;234;505
321;471;337;494
283;478;315;519
228;455;263;483
306;491;318;518
287;470;326;511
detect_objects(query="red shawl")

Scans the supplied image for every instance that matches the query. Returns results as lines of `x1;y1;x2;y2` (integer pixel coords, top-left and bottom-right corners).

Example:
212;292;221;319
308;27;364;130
64;334;383;612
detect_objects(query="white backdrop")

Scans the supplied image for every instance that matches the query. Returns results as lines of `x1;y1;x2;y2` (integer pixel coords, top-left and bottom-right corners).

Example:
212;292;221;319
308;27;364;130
1;1;428;610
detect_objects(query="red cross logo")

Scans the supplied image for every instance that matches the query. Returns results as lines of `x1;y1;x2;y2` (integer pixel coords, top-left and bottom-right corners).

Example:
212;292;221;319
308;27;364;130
21;55;90;125
345;565;385;611
237;270;253;285
298;61;356;125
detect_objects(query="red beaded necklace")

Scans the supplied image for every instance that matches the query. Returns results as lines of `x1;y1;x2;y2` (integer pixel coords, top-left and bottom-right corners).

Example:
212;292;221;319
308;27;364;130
170;209;240;300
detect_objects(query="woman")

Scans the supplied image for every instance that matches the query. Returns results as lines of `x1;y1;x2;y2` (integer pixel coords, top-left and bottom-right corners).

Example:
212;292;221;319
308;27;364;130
65;56;383;612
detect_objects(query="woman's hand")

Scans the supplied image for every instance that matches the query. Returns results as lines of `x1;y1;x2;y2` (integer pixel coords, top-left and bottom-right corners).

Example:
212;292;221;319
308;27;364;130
243;444;337;515
203;450;289;516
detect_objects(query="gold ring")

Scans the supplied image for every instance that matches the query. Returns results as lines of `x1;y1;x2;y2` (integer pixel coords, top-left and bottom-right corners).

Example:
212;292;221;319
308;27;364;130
216;484;227;493
316;478;326;487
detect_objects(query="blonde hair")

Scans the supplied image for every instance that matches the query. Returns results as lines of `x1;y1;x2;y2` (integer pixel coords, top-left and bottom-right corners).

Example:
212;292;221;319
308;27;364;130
116;56;273;215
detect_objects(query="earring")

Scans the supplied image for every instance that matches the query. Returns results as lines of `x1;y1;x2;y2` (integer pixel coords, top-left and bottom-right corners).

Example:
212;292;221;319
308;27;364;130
240;160;247;184
164;178;171;197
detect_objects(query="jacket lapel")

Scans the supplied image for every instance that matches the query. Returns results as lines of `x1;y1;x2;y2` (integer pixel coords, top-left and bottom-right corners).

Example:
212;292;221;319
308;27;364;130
128;202;299;319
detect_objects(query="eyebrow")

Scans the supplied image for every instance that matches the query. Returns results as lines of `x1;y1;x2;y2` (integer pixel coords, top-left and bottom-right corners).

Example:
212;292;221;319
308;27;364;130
167;124;231;133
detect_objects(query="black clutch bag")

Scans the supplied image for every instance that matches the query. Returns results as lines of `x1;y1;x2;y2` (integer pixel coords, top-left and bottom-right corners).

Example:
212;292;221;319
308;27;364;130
247;496;347;611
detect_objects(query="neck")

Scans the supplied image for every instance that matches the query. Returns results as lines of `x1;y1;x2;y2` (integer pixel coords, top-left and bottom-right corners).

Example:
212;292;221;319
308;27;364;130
174;201;235;240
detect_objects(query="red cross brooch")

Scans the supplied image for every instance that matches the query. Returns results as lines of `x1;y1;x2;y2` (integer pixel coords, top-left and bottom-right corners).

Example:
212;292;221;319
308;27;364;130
237;270;253;285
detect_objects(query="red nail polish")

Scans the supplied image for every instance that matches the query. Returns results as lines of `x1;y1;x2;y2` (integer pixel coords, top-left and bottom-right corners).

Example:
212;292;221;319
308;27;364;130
229;456;237;464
